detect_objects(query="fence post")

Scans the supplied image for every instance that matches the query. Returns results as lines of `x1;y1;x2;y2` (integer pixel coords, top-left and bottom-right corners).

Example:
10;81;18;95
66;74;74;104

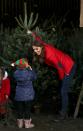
80;0;83;27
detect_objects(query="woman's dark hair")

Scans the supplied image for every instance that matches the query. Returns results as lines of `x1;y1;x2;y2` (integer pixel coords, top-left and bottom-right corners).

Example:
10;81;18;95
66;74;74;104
32;40;43;47
32;41;45;64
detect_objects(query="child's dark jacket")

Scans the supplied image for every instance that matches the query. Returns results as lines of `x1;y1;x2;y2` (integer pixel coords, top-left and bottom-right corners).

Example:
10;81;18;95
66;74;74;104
14;68;37;101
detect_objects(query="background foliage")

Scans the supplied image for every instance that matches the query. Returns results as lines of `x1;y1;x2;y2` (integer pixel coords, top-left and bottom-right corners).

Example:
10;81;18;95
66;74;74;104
0;9;83;115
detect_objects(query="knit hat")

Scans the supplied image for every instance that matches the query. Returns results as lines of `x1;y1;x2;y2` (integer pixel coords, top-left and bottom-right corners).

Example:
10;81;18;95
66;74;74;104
11;58;29;68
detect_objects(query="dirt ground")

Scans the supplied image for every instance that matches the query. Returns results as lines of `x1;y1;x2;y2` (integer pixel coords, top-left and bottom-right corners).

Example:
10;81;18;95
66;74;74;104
0;113;83;131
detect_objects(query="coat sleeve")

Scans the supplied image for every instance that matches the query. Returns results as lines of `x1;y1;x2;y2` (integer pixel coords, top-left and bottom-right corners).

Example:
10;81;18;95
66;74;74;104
45;56;65;80
5;78;11;96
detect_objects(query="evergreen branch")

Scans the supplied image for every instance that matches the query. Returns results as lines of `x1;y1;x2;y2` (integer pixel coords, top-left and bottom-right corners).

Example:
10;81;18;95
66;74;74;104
15;17;24;29
28;12;34;29
24;2;28;28
15;2;38;30
19;15;24;26
0;56;10;65
31;13;38;28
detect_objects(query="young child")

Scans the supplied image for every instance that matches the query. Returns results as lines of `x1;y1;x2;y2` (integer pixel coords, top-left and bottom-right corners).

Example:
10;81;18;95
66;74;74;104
12;58;37;128
0;67;11;119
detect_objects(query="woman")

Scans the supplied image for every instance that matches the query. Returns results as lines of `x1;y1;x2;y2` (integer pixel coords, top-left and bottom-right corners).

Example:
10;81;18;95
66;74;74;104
27;30;76;119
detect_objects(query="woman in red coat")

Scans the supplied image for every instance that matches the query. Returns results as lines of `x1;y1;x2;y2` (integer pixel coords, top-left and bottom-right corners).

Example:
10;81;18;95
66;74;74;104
0;67;10;117
27;30;76;119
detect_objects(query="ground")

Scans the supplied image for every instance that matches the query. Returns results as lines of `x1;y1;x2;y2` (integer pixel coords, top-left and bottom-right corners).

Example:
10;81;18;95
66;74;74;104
0;113;83;131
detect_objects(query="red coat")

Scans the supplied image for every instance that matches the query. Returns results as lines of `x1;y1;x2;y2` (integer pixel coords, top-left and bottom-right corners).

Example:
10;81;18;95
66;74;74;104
33;33;75;80
0;77;10;104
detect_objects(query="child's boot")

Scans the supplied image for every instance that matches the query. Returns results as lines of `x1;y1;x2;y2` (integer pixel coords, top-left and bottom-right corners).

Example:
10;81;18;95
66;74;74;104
24;119;34;128
17;119;23;128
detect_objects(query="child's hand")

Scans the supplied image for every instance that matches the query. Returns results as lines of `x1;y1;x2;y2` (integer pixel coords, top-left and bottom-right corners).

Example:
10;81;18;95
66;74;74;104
27;30;32;34
5;95;9;100
27;30;36;38
11;63;15;67
26;63;32;70
28;65;32;70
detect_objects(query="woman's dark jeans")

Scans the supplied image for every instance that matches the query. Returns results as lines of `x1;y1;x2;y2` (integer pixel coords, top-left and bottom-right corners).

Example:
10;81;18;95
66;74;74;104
60;64;76;116
15;100;32;119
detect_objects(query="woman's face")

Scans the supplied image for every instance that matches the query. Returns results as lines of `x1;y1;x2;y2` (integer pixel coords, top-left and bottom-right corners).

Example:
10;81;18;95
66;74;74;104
32;46;42;55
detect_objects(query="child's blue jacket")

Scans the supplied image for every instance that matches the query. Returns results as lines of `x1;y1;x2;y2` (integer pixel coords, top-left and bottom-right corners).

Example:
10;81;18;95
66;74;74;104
14;68;37;101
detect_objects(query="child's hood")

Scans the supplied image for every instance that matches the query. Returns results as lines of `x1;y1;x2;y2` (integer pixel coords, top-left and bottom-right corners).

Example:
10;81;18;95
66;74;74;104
3;71;8;80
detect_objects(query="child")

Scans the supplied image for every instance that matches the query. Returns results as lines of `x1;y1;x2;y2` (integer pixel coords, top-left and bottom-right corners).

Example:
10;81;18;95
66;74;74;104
0;67;10;119
12;58;37;128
